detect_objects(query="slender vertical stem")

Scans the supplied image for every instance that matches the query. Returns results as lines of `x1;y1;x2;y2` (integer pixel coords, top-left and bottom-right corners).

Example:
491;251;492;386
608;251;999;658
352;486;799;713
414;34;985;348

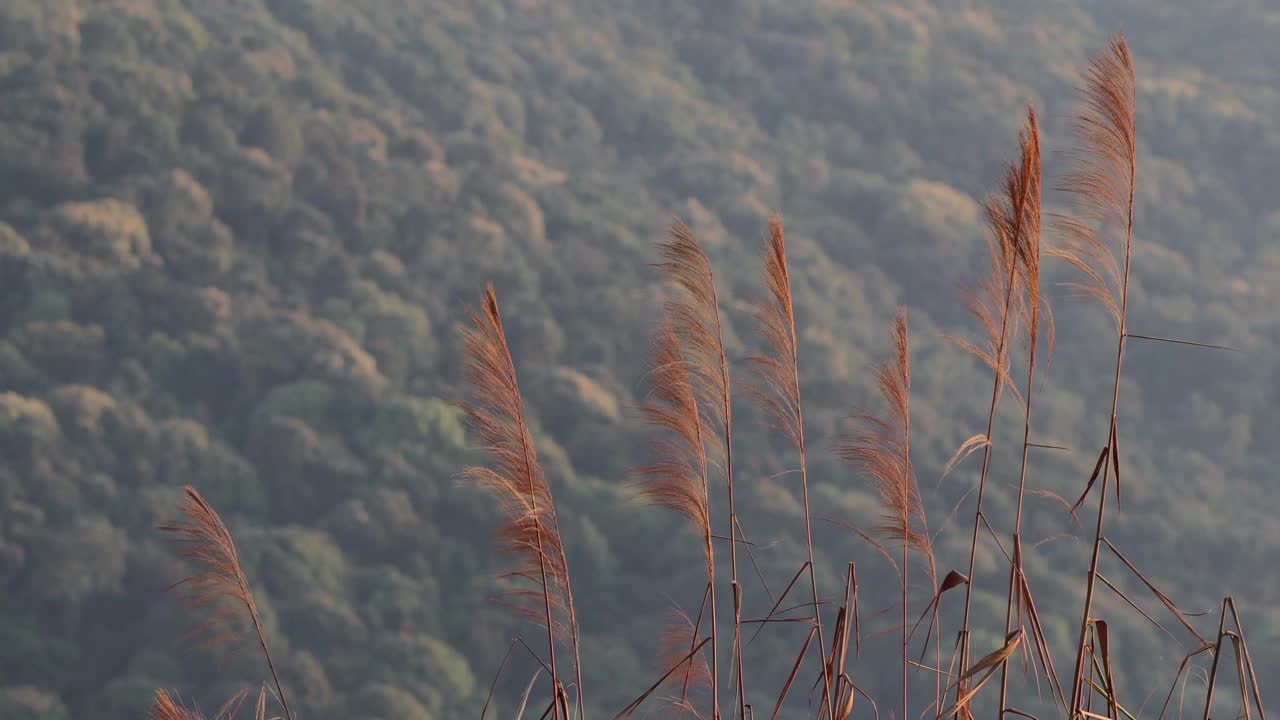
551;520;586;719
754;218;832;719
1201;599;1231;720
903;406;915;720
727;491;746;718
998;534;1022;718
956;262;1018;688
519;430;563;720
709;536;722;720
704;448;721;720
1068;174;1135;717
714;307;744;720
787;297;834;720
999;330;1040;714
693;359;721;720
799;451;835;720
702;405;722;720
248;604;294;720
497;298;565;720
903;524;910;720
1225;599;1267;719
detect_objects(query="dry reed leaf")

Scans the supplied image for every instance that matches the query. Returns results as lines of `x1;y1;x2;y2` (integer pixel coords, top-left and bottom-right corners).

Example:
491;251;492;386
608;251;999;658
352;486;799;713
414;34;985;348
614;638;711;720
825;518;901;579
746;562;809;647
1223;601;1267;720
481;637;521;720
1094;620;1118;720
769;626;817;720
515;670;544;720
1157;643;1215;720
937;631;1024;719
1102;538;1207;643
1097;573;1177;641
1070;446;1111;516
254;687;267;720
1110;422;1122;504
1202;598;1268;720
909;571;969;651
1017;567;1067;709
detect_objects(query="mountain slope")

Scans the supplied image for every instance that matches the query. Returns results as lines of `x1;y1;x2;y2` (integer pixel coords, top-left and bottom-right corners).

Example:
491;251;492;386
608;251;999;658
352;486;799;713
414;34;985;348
0;1;1276;717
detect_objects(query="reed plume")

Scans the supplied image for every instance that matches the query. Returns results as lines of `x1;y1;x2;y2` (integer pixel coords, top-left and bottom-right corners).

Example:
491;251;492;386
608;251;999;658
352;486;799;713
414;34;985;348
1052;34;1138;715
149;688;262;720
983;105;1066;713
950;96;1042;704
658;605;714;705
149;690;207;720
461;283;584;720
160;487;294;720
747;214;835;718
658;218;741;719
840;310;933;720
638;324;713;568
635;323;717;716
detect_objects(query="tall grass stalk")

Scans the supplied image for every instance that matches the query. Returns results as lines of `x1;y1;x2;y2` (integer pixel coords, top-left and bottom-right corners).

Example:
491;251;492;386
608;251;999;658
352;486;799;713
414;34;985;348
1051;35;1138;715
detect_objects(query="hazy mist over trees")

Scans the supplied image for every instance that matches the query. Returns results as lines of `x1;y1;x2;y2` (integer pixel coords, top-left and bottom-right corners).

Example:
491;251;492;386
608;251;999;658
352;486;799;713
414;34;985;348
0;1;1276;718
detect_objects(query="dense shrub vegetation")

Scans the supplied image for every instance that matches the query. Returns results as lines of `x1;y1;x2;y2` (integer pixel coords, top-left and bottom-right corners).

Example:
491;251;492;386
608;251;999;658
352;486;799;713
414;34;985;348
0;1;1276;718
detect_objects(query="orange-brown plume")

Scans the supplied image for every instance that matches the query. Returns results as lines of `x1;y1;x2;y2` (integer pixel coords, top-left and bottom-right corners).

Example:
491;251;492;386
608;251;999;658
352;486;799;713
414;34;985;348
841;311;932;720
749;215;804;450
461;284;569;620
990;105;1050;361
160;487;294;720
997;106;1065;712
946;106;1045;401
748;214;837;718
149;688;259;720
636;324;712;570
461;283;583;716
656;218;739;718
657;607;712;701
1014;106;1049;358
841;311;932;564
1051;34;1137;328
150;690;207;720
1059;34;1139;717
658;219;732;458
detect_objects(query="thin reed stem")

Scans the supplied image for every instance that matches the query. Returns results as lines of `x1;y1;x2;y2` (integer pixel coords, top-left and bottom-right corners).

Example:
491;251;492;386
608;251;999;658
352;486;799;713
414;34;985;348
749;216;834;718
955;163;1025;702
1064;35;1138;717
655;220;740;718
840;312;928;720
955;274;1015;675
998;105;1045;717
462;285;584;719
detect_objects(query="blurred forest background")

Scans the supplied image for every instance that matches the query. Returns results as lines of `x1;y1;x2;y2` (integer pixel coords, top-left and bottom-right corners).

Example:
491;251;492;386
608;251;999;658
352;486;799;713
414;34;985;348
0;1;1276;718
